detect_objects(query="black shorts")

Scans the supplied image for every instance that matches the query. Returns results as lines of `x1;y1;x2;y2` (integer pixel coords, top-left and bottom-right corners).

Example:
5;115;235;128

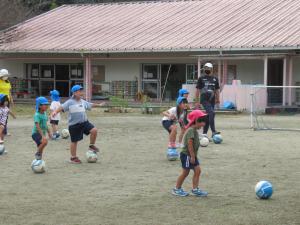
69;121;95;143
180;152;200;170
32;133;42;147
50;120;59;125
162;120;175;133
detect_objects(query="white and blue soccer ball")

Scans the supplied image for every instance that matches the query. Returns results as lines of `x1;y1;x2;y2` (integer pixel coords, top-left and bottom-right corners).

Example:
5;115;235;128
167;148;179;161
255;180;273;199
200;137;209;147
31;159;46;173
61;129;70;139
0;144;6;155
213;134;223;144
86;150;98;163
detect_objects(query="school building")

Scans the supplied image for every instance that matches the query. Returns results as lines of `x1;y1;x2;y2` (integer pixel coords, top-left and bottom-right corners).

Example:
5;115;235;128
0;0;300;111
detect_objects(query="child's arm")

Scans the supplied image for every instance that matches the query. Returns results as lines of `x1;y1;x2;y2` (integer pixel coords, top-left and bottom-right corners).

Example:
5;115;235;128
35;122;45;138
187;138;196;164
91;102;106;108
9;111;16;119
161;110;176;120
47;126;52;139
51;106;63;118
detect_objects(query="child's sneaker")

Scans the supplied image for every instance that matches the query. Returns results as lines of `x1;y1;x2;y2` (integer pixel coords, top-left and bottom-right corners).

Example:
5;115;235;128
172;188;189;197
191;188;208;197
70;157;82;164
89;145;99;153
55;132;60;139
35;152;42;160
212;131;221;137
52;134;57;140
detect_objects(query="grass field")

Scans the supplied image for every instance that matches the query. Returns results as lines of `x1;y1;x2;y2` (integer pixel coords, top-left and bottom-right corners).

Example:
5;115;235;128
0;107;299;225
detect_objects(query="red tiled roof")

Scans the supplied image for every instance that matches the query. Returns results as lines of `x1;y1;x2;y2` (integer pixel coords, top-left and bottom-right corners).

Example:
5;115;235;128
0;0;299;53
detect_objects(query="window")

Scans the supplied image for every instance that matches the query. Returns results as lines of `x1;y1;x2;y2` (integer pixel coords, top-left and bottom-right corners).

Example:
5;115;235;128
186;64;198;84
143;65;159;80
41;65;54;78
27;64;39;78
25;63;84;98
56;65;69;80
70;64;83;79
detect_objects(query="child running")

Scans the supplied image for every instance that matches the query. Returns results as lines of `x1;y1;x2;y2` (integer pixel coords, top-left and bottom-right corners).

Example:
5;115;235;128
177;89;190;147
172;110;208;197
49;90;61;140
161;96;188;149
32;97;52;160
0;94;16;144
51;85;105;164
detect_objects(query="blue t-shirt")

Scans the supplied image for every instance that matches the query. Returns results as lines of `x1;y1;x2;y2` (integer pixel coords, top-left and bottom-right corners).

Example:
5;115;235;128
62;98;92;126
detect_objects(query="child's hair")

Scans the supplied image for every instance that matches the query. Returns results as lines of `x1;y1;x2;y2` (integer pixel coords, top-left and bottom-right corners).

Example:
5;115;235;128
176;98;188;119
0;95;8;106
190;116;207;126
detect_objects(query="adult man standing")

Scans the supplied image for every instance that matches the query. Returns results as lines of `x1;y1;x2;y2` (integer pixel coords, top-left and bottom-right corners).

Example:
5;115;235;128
195;63;221;137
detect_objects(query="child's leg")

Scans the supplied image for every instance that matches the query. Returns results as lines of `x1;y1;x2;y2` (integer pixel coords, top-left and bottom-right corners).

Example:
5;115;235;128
37;137;48;154
70;142;78;157
192;165;201;189
0;125;4;143
89;127;98;145
178;127;185;144
176;168;190;189
51;124;57;133
169;124;177;145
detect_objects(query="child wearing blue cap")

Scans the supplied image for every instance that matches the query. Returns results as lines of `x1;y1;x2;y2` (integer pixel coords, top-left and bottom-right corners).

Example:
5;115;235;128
51;85;105;164
0;94;16;144
49;90;61;140
161;97;188;149
32;97;52;160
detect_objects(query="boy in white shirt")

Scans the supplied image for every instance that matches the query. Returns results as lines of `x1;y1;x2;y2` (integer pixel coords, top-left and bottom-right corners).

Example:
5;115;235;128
49;90;61;139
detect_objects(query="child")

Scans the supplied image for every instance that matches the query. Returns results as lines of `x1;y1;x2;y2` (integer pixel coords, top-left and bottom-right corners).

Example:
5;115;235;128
172;110;208;197
0;94;16;144
51;85;105;164
49;90;61;140
32;97;52;160
177;89;190;147
162;97;188;149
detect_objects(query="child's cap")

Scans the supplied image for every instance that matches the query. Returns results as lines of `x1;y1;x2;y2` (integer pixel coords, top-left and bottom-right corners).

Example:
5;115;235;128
178;89;189;97
0;94;7;101
50;90;60;101
71;85;83;93
185;110;207;129
35;96;49;111
176;96;188;106
0;69;10;77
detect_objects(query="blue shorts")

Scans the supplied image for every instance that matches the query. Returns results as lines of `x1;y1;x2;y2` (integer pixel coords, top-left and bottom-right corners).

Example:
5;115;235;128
50;120;59;125
180;152;200;170
32;133;42;147
162;120;175;133
69;121;95;143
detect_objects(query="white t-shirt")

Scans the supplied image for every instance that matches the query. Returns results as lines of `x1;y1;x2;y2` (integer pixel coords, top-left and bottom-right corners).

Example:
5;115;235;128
162;107;177;121
50;101;61;121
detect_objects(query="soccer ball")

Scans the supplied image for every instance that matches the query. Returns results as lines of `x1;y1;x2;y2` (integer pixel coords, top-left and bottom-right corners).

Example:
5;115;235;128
61;129;70;139
167;148;179;161
31;159;46;173
255;180;273;199
86;150;98;163
200;137;209;147
213;134;223;144
0;144;5;155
